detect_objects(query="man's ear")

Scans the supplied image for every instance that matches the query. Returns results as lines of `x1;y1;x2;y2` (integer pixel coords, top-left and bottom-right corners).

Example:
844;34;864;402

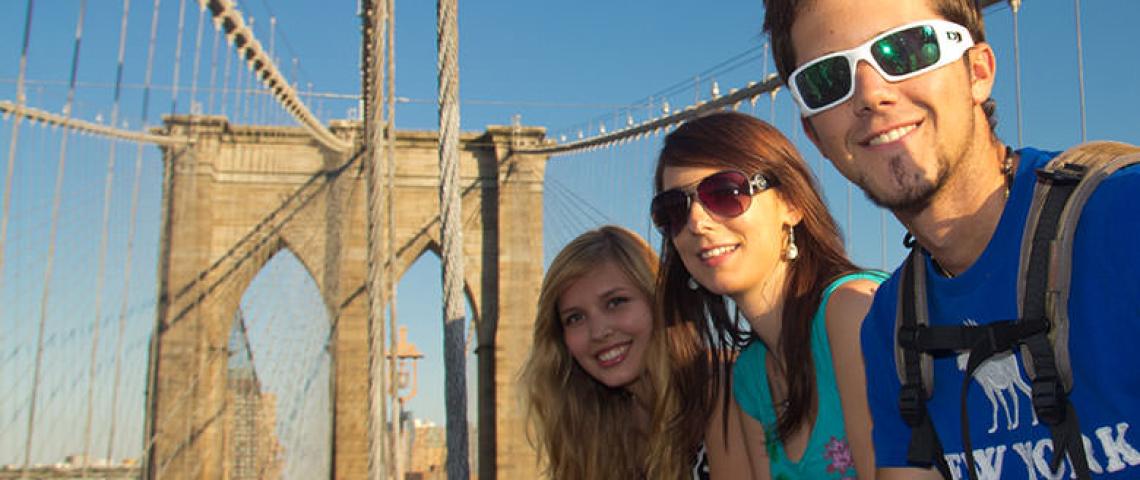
967;42;997;105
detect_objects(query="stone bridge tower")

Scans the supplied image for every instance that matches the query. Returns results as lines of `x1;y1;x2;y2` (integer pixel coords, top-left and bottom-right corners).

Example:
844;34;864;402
145;115;550;479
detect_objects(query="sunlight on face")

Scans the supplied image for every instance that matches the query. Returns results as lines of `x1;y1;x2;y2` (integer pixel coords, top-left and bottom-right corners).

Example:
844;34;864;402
558;260;653;391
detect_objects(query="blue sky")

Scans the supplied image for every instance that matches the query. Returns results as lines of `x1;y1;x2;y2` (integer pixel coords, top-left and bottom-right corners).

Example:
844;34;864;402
2;0;1139;472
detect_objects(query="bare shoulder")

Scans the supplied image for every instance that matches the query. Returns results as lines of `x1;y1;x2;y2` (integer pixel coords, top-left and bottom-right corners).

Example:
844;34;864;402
825;278;880;331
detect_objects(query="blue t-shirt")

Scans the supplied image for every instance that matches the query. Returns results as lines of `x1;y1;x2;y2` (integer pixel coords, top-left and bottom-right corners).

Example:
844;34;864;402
734;271;888;480
862;147;1140;479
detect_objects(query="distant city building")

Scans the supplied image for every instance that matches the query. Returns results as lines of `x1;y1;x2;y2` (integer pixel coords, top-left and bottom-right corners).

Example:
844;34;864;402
223;309;284;479
407;419;446;480
0;456;140;479
405;418;478;480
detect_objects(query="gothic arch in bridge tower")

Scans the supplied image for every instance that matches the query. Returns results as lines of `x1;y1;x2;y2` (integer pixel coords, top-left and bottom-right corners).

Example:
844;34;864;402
144;115;552;479
400;239;483;323
231;246;333;478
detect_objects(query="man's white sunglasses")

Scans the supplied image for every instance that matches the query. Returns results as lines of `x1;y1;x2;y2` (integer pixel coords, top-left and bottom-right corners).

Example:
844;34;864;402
788;19;975;116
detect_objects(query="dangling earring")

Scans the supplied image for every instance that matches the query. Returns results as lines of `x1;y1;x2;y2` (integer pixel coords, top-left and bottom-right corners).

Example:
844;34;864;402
687;276;700;290
784;224;799;261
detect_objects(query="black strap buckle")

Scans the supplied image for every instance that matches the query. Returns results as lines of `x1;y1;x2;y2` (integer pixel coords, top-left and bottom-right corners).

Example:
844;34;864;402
1036;162;1088;184
1032;376;1068;425
899;384;925;427
897;325;920;350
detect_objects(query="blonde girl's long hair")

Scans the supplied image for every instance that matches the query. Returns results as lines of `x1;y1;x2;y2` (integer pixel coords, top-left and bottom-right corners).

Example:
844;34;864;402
521;225;699;479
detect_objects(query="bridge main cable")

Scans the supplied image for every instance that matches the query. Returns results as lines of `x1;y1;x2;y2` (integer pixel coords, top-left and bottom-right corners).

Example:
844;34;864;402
0;101;192;146
199;0;351;153
514;74;780;156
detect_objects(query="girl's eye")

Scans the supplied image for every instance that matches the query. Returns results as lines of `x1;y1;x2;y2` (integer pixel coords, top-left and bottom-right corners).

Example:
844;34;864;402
562;312;583;326
606;296;630;309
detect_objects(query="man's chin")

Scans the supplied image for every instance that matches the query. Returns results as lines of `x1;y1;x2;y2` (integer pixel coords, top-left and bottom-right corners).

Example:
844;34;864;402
864;184;936;214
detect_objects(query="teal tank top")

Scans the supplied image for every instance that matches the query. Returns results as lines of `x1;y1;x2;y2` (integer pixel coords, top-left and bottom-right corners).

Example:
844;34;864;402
732;271;887;480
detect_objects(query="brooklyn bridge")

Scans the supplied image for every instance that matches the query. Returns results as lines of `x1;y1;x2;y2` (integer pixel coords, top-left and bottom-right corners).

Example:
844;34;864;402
0;0;1135;478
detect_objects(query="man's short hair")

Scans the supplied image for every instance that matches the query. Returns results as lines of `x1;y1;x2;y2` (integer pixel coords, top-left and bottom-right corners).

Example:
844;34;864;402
762;0;988;85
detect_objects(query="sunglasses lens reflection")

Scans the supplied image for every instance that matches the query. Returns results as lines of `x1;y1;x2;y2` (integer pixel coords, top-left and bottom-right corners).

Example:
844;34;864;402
796;23;944;112
872;25;941;76
651;171;752;236
697;172;750;218
796;56;851;111
651;190;689;235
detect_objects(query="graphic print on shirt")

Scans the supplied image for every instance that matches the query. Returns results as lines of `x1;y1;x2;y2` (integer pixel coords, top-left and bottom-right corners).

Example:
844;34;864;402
941;320;1140;479
956;320;1038;434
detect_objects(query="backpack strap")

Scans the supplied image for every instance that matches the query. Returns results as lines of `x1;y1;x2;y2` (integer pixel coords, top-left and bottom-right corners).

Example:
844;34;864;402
895;246;952;478
892;142;1140;479
1017;141;1140;386
1016;141;1140;478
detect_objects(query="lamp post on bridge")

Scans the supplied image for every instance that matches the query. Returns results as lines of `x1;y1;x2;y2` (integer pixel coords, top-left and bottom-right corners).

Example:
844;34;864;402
389;326;423;480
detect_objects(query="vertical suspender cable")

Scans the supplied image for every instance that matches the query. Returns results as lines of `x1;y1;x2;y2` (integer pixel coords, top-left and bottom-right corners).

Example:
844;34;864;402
0;6;35;432
1010;0;1024;148
189;2;206;113
0;0;35;346
264;17;277;125
1073;0;1087;142
880;210;887;270
138;0;166;473
243;17;253;123
27;0;88;466
236;26;249;124
206;27;219;114
85;0;132;469
141;0;162;130
364;0;390;478
234;45;246;122
104;0;134;462
220;34;234;118
763;43;775;123
171;0;188;114
437;0;471;478
209;26;222;115
385;0;400;476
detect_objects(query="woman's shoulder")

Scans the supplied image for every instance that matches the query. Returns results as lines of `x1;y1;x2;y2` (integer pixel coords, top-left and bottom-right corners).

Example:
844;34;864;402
822;271;884;333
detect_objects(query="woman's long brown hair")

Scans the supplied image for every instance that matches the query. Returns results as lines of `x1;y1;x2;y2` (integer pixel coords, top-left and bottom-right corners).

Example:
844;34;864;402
654;111;859;442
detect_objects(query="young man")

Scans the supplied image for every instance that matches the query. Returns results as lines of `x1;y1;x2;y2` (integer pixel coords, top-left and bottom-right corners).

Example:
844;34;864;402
763;0;1140;478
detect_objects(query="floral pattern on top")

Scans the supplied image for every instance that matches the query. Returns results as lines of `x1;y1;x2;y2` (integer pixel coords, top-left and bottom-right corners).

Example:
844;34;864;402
824;436;856;479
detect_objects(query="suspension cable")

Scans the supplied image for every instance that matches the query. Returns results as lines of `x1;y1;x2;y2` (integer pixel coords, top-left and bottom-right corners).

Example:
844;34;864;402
1072;0;1087;142
385;0;401;476
220;29;234;117
137;0;167;473
189;2;206;113
516;74;781;156
104;0;134;462
0;0;36;337
207;22;221;113
1010;0;1024;148
140;0;162;128
235;40;248;122
196;0;350;152
362;0;390;476
0;102;191;145
171;0;189;114
27;0;88;466
84;0;136;467
438;0;471;478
